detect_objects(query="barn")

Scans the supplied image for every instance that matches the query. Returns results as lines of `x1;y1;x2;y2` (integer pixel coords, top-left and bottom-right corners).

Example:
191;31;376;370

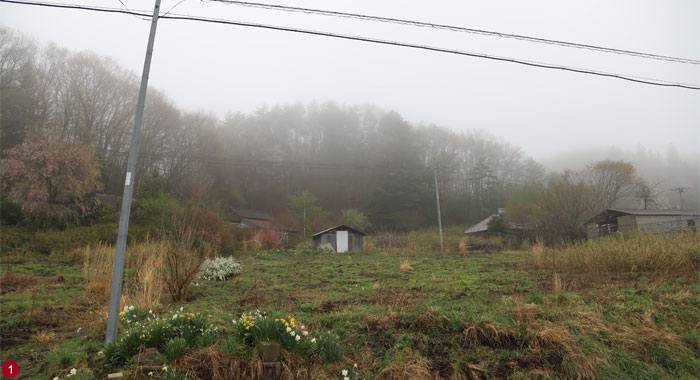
584;208;699;239
311;224;366;253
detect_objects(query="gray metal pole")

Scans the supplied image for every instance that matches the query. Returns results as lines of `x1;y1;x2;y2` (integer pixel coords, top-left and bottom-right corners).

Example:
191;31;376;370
434;167;444;253
303;198;306;239
105;0;161;344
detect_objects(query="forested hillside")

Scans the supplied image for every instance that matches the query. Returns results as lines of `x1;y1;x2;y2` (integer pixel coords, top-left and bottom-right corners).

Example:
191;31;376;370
0;26;545;231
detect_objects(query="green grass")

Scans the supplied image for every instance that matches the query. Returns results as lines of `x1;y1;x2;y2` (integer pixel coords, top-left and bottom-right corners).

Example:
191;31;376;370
2;242;699;379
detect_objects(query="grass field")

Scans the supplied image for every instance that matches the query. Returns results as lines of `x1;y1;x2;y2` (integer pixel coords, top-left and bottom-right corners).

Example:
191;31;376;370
1;245;699;379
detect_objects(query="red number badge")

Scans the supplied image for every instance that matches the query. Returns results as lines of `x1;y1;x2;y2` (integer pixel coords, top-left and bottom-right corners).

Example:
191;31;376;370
2;361;19;378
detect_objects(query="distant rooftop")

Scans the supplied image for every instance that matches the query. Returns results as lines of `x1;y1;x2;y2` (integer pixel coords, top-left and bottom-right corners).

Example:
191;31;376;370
586;208;700;225
232;208;270;221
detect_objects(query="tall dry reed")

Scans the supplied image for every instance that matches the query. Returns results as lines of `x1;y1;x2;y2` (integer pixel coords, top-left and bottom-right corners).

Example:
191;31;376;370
530;233;699;276
83;239;168;309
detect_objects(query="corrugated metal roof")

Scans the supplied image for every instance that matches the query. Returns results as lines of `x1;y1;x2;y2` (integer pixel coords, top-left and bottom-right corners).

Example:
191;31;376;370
311;224;366;237
585;208;700;225
232;208;270;220
464;214;498;234
607;208;700;216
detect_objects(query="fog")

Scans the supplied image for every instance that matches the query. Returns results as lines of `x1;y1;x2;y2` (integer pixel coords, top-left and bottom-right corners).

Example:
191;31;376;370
2;0;698;160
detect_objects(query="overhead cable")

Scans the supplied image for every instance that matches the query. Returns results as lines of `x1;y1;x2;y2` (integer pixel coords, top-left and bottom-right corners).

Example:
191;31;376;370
1;0;699;90
207;0;700;65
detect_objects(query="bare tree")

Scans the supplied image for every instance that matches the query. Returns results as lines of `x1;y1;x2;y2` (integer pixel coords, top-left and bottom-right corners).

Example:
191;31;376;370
634;179;662;209
584;160;637;212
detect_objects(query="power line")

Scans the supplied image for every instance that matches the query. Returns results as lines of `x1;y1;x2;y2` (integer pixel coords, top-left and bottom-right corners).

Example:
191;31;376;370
2;0;699;90
207;0;700;65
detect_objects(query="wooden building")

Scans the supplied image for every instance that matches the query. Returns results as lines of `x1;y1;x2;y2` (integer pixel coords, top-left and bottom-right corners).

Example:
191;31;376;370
584;208;699;239
311;224;366;253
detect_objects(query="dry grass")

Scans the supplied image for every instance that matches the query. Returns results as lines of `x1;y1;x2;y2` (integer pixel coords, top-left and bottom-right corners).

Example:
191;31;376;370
530;233;700;276
380;349;432;380
33;331;57;344
82;239;168;308
399;260;413;271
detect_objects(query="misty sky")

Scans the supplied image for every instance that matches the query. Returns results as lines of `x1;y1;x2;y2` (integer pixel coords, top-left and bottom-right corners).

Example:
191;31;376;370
2;0;699;160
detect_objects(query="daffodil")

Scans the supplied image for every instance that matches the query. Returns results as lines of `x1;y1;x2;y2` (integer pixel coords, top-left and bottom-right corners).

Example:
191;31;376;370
311;338;316;343
342;369;348;376
295;335;301;341
70;368;77;376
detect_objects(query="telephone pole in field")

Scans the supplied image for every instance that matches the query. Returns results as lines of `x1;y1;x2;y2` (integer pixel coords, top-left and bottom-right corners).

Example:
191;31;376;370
105;0;162;344
434;167;444;253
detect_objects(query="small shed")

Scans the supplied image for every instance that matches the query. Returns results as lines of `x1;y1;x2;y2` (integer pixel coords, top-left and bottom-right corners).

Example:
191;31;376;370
584;208;699;239
311;224;366;253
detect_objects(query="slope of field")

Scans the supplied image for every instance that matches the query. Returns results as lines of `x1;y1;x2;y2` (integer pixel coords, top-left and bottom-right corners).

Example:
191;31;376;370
1;248;698;379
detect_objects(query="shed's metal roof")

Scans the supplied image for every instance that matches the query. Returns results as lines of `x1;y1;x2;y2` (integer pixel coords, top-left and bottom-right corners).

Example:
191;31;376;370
585;208;700;225
311;224;366;237
463;214;498;234
232;208;270;220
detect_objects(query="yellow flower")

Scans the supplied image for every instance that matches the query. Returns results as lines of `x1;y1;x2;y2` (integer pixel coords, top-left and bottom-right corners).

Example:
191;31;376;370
119;312;125;316
148;372;153;376
208;315;212;318
180;314;185;318
162;366;168;371
246;326;250;330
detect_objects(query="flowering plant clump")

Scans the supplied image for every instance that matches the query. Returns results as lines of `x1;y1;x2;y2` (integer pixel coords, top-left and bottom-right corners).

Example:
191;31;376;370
233;310;311;352
104;307;217;368
197;256;242;281
255;228;285;250
319;243;336;254
119;305;150;325
255;249;294;259
313;330;345;363
52;367;96;380
340;364;363;380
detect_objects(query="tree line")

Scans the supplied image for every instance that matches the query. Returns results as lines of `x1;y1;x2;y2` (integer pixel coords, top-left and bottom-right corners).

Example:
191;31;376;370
0;26;682;240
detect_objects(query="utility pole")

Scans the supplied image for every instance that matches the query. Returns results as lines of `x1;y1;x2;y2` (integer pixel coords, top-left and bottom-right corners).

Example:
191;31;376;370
671;187;689;210
434;167;444;253
303;198;306;239
106;0;161;344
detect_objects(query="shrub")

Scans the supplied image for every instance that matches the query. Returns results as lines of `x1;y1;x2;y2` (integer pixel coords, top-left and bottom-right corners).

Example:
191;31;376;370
164;337;189;361
294;241;318;255
256;228;285;250
196;256;241;281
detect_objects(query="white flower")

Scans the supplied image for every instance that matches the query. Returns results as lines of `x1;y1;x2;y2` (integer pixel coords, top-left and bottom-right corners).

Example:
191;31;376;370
286;326;292;332
53;377;60;380
290;331;296;337
295;335;300;341
302;331;308;336
311;338;316;343
76;327;81;333
97;351;103;356
342;369;348;376
344;377;349;380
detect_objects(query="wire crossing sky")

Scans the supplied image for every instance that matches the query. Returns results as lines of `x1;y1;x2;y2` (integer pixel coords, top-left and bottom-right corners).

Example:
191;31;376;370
1;0;699;90
2;0;698;159
207;0;700;65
